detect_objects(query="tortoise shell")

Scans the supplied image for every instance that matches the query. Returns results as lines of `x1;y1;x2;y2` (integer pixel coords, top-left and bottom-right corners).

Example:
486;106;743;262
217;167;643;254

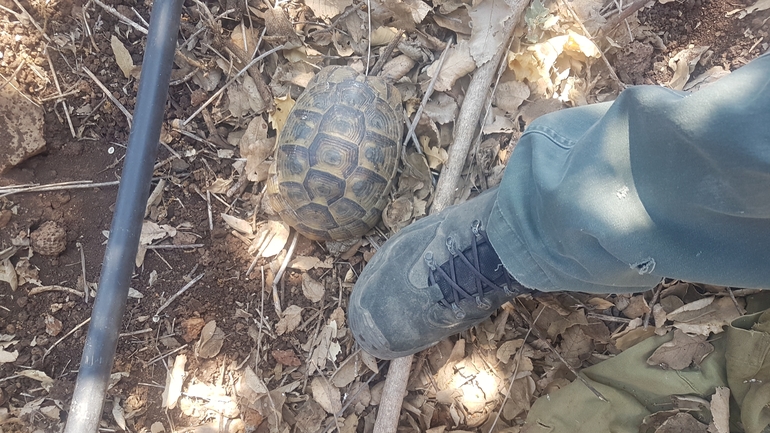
267;66;403;241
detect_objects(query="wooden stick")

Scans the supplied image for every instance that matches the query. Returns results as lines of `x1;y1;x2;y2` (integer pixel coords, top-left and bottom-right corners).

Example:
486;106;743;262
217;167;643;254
431;2;525;213
372;4;528;432
373;355;412;433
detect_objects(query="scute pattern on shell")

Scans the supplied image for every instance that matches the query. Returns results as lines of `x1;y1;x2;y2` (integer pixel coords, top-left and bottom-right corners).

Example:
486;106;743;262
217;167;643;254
267;66;403;241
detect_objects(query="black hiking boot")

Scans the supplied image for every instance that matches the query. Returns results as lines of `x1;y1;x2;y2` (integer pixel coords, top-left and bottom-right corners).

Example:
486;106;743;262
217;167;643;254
348;188;533;359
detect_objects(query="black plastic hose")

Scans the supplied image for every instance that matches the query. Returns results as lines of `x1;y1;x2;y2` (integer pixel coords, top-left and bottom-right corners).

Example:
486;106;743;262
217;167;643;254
64;1;183;431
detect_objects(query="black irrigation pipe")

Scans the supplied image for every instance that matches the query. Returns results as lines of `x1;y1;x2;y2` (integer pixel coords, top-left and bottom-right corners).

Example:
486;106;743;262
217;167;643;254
64;1;184;431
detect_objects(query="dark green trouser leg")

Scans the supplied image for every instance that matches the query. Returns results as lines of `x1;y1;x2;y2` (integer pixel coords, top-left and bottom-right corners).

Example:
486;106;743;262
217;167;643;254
489;53;770;293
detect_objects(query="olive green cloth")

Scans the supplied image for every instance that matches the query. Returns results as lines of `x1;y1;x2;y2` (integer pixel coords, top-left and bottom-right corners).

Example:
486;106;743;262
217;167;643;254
522;309;770;433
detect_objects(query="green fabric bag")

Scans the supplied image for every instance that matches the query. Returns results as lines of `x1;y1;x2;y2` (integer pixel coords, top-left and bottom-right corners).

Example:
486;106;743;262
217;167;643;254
523;307;770;433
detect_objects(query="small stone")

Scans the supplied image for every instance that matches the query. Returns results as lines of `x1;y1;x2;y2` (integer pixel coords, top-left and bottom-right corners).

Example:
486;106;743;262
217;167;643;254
170;158;190;172
30;221;67;256
0;79;46;173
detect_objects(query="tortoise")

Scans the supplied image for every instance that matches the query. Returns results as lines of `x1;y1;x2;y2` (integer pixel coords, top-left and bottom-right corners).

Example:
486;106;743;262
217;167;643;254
267;66;403;241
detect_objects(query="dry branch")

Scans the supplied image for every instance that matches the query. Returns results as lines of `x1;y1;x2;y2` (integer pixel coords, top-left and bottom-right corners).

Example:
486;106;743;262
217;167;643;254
373;3;528;432
432;2;526;213
373;355;413;433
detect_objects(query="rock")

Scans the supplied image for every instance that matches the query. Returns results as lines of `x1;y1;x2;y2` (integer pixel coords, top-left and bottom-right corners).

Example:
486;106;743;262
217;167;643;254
0;80;46;173
30;221;67;256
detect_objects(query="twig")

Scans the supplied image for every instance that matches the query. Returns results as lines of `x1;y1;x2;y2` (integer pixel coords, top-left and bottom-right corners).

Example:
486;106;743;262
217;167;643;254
119;328;153;338
432;3;525;213
373;355;413;433
182;44;284;126
0;179;134;198
153;273;205;321
489;308;544;431
92;0;148;34
643;285;662;329
519;301;608;402
28;285;85;297
145;244;204;250
147;344;188;366
586;313;631;323
402;39;451;153
365;0;372;75
727;287;746;316
559;0;625;89
12;0;50;42
43;318;91;361
45;48;76;137
600;0;649;34
0;60;25;93
82;66;134;126
77;242;89;303
206;190;214;231
369;29;405;77
271;232;299;316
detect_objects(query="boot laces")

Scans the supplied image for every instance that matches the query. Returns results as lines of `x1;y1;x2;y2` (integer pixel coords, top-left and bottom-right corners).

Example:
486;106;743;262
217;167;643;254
424;220;517;319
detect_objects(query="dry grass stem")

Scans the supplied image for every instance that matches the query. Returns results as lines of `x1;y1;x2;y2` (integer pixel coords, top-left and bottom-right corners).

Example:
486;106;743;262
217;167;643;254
82;66;134;126
28;285;85;298
92;0;148;34
272;231;299;316
153;273;205;320
43;318;91;361
182;44;284;125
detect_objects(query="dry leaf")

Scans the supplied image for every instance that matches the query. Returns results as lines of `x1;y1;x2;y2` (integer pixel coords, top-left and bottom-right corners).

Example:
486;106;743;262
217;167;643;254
360;350;379;373
276;305;303;335
272;349;301;367
735;0;770;17
289;256;333;270
502;376;535;419
196;320;225;358
382;196;414;232
427;39;476;92
332;359;359;388
587;297;615;310
110;398;126;430
668;296;741;335
623;295;651;319
221;213;253;235
239;116;275;182
296;400;326;433
19;369;54;391
654;412;708;433
647;329;714;370
0;348;18;364
162;354;186;409
708;387;730;433
469;0;516;66
44;314;62;337
496;339;524;363
0;258;17;291
249;220;290;258
311;376;342;414
305;0;353;19
301;273;325;303
236;366;269;405
494;80;530;114
614;326;656;351
424;93;459;124
667;46;710;91
269;94;295;134
559;325;593;366
111;35;134;79
139;221;177;244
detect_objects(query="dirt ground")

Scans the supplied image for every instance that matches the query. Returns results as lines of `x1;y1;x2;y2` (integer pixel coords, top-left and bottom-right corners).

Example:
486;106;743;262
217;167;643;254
0;0;768;432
